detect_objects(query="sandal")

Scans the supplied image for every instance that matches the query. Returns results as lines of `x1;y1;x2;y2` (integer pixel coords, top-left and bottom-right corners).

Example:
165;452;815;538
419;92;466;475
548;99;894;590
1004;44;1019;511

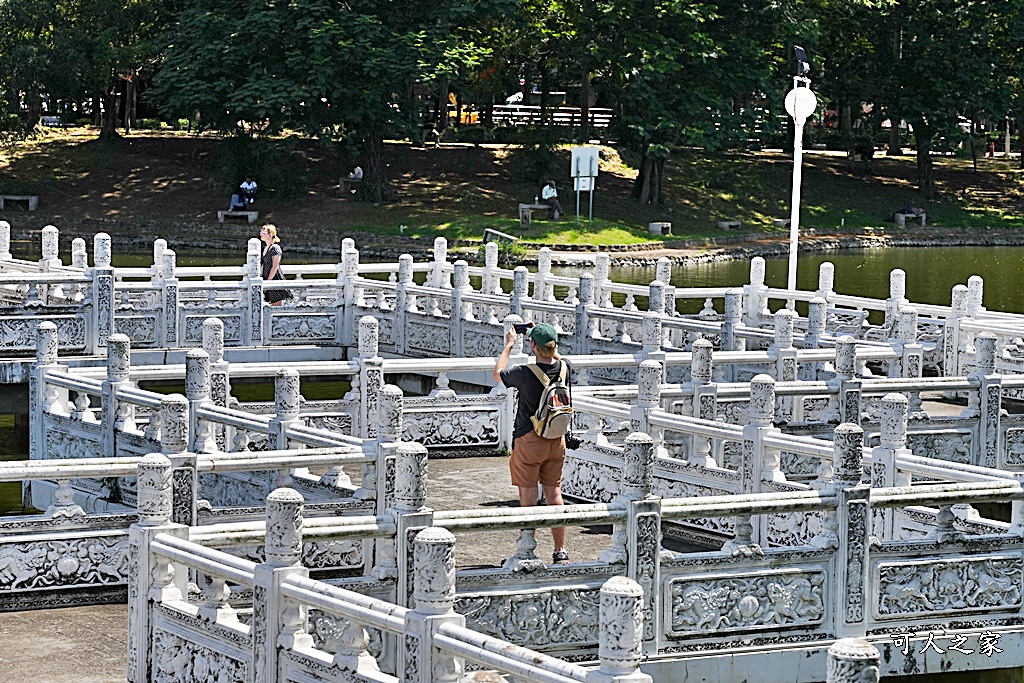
551;550;570;565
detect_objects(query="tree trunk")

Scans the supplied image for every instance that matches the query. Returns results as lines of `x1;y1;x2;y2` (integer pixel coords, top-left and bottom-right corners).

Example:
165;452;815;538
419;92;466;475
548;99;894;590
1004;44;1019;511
124;78;136;134
840;103;852;138
99;80;122;140
92;92;103;126
887;113;901;155
357;132;392;203
539;67;549;129
913;122;935;198
579;69;591;144
632;145;663;205
436;79;449;133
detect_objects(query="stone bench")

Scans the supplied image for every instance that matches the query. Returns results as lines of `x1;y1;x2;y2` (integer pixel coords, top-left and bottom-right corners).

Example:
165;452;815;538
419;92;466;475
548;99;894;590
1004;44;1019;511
340;177;362;193
0;195;39;211
648;222;672;236
218;210;259;223
483;228;519;244
894;212;926;227
518;203;553;228
717;219;741;231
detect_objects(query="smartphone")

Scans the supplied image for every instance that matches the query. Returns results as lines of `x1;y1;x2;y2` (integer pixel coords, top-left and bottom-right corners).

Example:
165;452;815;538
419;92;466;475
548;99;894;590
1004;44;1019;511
513;323;531;335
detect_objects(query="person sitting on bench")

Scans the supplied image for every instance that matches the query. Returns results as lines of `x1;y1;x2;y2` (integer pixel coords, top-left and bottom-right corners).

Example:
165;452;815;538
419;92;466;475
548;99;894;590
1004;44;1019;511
228;187;248;211
541;180;563;220
240;176;258;204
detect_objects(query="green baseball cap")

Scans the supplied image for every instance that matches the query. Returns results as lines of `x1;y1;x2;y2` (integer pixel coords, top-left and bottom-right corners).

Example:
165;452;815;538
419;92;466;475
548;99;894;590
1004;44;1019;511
527;322;558;347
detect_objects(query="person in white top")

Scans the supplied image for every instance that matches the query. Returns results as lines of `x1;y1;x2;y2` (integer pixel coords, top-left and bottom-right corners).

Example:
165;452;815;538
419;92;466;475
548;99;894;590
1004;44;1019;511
348;166;364;180
540;180;563;220
240;176;257;204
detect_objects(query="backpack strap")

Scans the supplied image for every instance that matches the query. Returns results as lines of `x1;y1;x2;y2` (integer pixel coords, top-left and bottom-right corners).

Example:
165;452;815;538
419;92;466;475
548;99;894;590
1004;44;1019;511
526;364;550;386
526;362;567;386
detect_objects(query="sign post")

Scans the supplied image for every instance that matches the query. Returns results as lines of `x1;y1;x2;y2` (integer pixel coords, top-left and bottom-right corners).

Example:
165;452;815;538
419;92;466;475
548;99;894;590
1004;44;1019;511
571;146;600;223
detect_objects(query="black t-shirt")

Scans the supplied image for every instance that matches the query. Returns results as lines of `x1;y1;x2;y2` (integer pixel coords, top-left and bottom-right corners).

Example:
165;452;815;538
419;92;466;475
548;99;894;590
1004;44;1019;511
500;359;572;440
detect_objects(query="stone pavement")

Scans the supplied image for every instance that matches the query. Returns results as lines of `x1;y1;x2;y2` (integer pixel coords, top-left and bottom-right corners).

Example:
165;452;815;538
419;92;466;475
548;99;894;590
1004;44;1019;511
0;454;626;683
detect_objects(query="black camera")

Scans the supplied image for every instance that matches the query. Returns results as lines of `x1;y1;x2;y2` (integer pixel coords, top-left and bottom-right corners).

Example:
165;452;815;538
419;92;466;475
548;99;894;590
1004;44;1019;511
513;323;532;335
565;434;582;450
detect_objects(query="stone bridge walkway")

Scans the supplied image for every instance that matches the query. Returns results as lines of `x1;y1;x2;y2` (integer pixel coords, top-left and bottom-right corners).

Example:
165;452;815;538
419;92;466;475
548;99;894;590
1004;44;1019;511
0;454;664;683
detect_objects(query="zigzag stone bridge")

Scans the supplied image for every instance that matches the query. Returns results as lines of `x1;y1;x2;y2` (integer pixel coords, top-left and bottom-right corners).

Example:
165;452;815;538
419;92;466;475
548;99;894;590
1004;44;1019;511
2;223;1024;682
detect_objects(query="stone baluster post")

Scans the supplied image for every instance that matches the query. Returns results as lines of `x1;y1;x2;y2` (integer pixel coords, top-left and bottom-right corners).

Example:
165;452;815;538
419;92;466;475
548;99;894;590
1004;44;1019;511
895;307;924;415
393;254;414;354
91;232;115;353
366;388;403;581
587;577;654;683
882;268;907;333
402;527;465;683
971;332;1002;469
721;289;744;361
244;238;264;345
31;322;69;473
647;281;668;347
594;252;613;307
253;488;313;683
869;394;912;540
743;257;769;327
641;311;662;356
689;339;718;467
393;442;432;608
574;273;595;354
481;242;499;294
0;220;11;261
811;423;864;551
497;314;527;452
71;237;87;270
101;333;135;459
357;316;384;439
451;260;472;355
805;297;827;350
735;374;782;551
816;261;835;301
151;238;167;281
158;394;196;526
608;434;661;651
631;360;663;436
160;249;180;348
341;246;361;347
430;236;450;289
834;468;871;638
967;274;985;318
655;257;677;339
826;639;880;683
772;309;798;420
510;266;529;318
39;224;60;273
271;369;302;487
943;284;969;380
128;453;188;683
536;247;553;303
203;318;231;450
822;336;862;426
185;349;213;451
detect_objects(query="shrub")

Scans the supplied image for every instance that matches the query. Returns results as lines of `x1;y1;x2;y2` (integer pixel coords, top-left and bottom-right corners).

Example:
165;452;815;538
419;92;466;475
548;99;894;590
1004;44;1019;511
477;239;526;267
75;117;93;126
135;118;164;130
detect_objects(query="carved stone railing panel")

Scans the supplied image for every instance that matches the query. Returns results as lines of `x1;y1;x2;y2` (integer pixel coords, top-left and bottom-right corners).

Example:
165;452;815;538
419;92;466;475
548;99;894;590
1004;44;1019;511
666;568;827;637
184;313;243;344
457;585;602;650
874;553;1023;620
0;311;88;353
267;311;341;345
114;314;161;348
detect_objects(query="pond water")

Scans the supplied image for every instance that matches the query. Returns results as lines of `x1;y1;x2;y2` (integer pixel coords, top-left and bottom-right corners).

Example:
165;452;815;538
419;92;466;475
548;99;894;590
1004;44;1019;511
3;244;1020;514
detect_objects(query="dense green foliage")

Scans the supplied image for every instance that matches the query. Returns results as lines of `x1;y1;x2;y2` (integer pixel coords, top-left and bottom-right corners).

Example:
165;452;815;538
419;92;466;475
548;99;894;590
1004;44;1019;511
4;0;1024;201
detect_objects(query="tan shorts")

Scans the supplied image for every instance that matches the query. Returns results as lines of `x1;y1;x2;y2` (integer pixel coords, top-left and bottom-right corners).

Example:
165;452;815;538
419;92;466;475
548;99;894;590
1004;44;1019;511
510;431;566;488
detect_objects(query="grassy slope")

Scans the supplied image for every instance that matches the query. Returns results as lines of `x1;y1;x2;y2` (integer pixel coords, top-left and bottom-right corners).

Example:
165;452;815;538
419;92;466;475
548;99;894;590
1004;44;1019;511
1;127;1022;246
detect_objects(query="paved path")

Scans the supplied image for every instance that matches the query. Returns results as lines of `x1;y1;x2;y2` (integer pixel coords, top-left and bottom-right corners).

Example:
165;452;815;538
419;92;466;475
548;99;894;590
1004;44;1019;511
0;454;625;683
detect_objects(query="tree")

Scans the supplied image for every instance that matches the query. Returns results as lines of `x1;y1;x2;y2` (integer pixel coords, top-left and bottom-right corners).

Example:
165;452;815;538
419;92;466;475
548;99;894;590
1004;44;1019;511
154;0;506;202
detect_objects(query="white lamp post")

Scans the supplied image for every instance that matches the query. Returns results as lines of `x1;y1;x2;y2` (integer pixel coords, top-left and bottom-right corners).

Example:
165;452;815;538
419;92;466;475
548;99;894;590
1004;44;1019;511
784;61;817;302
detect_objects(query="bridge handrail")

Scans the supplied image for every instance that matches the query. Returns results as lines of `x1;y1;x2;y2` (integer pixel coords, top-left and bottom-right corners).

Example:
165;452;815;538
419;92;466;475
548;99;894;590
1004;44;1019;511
434;622;589;683
281;573;408;633
152;533;256;587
